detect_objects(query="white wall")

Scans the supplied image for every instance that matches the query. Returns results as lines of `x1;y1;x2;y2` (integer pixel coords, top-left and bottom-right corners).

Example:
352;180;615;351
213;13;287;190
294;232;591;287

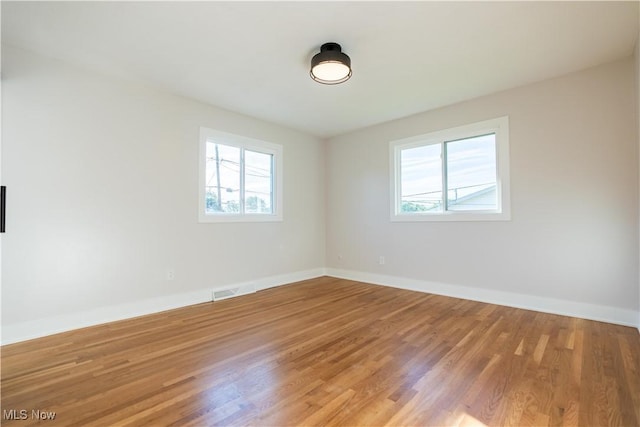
1;45;325;343
326;58;639;326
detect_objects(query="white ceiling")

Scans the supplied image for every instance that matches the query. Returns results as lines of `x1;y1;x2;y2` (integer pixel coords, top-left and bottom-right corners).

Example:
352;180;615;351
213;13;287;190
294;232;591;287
2;1;639;138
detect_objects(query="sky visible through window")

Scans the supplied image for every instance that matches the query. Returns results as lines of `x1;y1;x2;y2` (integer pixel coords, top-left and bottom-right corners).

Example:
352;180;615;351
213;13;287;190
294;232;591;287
400;134;497;212
205;142;273;214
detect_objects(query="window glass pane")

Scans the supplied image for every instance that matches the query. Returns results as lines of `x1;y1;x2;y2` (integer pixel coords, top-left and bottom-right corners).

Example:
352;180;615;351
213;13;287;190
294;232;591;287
446;134;497;211
400;144;442;213
205;142;241;213
244;150;273;214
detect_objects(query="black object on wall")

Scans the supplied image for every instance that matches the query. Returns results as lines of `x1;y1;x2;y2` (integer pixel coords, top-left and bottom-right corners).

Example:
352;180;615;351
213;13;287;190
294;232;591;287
1;186;6;233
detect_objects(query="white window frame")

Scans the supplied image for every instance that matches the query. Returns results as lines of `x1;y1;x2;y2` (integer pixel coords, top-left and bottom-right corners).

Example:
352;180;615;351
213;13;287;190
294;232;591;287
390;116;510;222
199;127;283;223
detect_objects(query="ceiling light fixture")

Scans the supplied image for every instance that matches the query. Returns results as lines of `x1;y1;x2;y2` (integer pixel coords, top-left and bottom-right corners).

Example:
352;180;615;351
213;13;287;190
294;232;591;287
310;42;352;85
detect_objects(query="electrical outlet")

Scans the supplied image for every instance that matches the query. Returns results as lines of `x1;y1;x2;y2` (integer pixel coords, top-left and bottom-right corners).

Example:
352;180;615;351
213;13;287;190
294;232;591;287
379;256;385;265
166;269;175;281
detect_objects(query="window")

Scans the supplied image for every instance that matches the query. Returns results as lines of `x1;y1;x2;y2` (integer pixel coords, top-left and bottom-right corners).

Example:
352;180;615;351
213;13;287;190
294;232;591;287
199;128;283;222
390;116;510;221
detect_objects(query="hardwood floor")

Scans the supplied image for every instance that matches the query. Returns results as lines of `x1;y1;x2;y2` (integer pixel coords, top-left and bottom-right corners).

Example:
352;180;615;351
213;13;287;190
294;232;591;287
2;276;639;426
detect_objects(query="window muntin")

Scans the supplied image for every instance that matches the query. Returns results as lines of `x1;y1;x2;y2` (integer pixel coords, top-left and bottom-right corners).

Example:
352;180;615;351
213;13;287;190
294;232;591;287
199;128;282;222
391;117;510;221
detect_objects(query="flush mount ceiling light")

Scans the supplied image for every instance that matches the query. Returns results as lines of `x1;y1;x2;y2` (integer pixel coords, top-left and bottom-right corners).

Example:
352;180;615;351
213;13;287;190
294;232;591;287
310;42;352;85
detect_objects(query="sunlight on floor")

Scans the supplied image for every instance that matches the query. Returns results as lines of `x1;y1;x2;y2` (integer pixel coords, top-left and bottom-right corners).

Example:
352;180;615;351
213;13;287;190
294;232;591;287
452;412;488;427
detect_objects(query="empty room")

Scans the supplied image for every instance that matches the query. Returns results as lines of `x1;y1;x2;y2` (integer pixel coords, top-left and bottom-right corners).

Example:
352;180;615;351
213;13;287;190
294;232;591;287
1;1;640;426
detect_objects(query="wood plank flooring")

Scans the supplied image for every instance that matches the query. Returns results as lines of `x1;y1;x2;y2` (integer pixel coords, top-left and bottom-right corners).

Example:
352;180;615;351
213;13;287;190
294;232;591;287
2;276;639;426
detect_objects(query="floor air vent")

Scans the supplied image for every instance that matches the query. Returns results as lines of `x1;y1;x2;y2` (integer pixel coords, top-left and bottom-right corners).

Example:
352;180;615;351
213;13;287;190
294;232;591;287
212;284;256;301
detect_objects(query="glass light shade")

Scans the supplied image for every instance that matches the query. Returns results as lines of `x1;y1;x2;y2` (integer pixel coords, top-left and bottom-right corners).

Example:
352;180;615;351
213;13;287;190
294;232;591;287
311;61;351;83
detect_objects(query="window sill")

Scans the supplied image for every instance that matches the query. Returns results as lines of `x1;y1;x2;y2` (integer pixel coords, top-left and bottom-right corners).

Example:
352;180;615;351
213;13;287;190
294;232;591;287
390;211;510;222
198;213;283;223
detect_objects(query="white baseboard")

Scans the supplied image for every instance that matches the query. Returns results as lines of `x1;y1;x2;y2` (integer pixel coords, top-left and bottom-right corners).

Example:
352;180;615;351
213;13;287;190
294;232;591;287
325;268;640;329
3;267;637;345
1;268;325;345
